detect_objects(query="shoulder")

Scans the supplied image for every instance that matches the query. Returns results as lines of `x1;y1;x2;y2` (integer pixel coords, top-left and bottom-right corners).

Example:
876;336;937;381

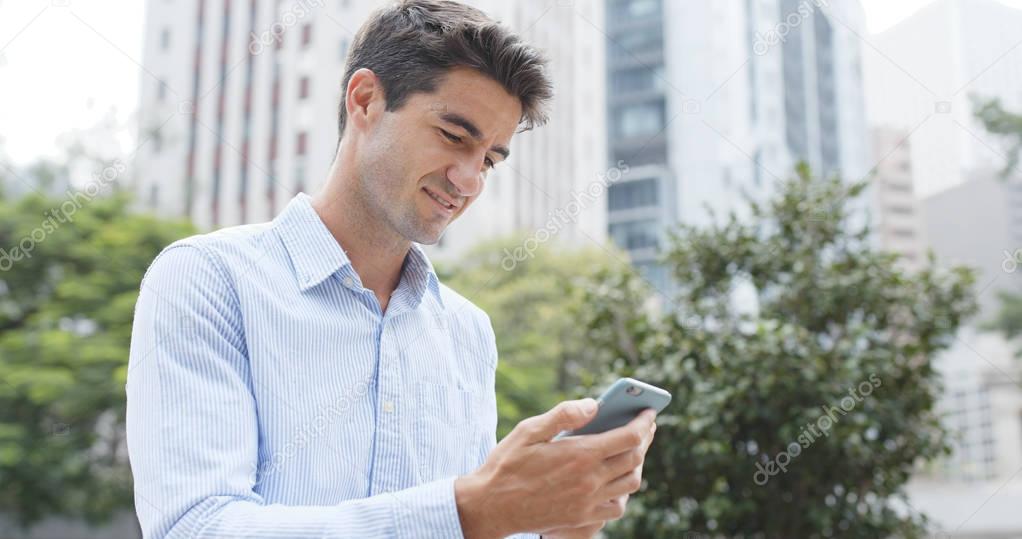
141;221;276;293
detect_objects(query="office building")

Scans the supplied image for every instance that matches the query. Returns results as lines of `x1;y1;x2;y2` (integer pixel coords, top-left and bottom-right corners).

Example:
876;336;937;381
923;173;1022;322
135;0;607;257
864;0;1022;197
870;127;926;270
603;0;869;291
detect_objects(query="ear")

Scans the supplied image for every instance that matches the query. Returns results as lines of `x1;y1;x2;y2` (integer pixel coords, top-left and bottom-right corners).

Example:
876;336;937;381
345;68;384;133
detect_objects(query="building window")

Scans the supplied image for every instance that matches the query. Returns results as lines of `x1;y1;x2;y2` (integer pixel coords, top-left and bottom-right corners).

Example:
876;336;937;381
609;28;664;60
301;23;312;47
151;129;163;153
339;38;349;61
296;132;307;156
609;219;659;250
299;76;310;99
160;27;171;50
608;178;658;211
613;143;666;167
617;101;664;138
886;204;914;216
611;66;665;94
157;79;167;101
295;163;306;193
610;0;661;20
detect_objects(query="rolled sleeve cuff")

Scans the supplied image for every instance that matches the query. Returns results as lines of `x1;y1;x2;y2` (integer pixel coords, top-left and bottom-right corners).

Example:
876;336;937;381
392;476;465;539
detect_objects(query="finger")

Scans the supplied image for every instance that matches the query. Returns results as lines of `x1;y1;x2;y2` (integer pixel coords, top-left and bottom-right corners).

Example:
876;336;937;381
585;408;657;458
600;438;651;481
598;463;644;500
603;420;655;473
510;398;600;445
589;494;630;522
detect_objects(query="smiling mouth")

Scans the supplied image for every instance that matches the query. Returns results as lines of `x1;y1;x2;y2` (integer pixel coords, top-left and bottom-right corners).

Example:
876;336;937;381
422;186;457;211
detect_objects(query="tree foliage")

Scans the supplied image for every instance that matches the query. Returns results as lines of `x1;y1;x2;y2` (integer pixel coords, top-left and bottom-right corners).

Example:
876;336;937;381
976;98;1022;346
438;238;622;439
0;186;192;526
580;165;977;538
974;97;1022;178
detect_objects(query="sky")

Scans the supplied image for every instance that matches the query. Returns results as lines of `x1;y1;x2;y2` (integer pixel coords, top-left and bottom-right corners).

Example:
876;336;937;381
1;0;1022;166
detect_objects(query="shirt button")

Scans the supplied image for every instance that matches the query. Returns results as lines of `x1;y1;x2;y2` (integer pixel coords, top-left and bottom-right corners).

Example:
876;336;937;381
342;276;354;288
382;400;395;413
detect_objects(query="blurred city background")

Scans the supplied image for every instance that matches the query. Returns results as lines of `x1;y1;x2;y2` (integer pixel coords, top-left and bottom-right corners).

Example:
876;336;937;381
1;0;1022;537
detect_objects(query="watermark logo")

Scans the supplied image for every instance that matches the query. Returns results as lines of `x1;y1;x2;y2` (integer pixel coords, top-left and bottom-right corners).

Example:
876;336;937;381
753;373;881;486
0;160;125;272
248;0;325;55
500;160;630;271
1002;249;1022;273
752;0;828;56
249;377;371;486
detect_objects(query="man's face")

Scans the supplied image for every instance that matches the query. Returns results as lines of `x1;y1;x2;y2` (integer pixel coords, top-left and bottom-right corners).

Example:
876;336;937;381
354;67;522;244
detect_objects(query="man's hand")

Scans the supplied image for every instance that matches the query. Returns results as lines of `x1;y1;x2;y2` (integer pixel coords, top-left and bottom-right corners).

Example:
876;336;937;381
454;399;658;538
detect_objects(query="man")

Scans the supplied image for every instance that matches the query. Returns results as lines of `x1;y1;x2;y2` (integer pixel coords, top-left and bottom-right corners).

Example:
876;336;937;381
126;1;657;537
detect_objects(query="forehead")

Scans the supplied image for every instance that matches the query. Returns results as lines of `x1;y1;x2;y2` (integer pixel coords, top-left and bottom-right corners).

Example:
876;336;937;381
411;67;523;142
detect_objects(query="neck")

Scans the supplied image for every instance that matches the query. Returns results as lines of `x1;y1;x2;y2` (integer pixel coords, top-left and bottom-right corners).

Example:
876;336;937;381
311;148;409;309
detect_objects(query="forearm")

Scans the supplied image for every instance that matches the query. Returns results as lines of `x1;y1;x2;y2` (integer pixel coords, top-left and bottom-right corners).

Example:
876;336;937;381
143;477;463;539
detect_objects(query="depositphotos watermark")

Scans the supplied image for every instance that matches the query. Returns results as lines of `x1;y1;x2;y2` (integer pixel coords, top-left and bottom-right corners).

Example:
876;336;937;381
0;160;125;272
248;0;324;55
1002;249;1022;273
753;373;882;486
249;378;370;486
752;0;828;56
500;160;630;271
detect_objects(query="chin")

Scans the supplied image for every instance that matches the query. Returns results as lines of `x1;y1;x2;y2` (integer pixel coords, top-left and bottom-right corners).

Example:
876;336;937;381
414;226;447;245
400;220;447;245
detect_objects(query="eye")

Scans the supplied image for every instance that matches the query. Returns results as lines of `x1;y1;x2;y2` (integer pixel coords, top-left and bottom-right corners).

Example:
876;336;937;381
484;157;495;170
440;129;462;143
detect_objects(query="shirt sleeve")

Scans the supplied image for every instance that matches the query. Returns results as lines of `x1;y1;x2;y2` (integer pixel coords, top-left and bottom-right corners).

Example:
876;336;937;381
125;244;465;539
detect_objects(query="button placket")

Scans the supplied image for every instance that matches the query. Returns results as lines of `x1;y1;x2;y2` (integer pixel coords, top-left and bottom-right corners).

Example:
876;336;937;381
374;322;405;494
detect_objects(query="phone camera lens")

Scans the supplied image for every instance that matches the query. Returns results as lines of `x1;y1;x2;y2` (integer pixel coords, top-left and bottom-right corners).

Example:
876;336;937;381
626;386;643;396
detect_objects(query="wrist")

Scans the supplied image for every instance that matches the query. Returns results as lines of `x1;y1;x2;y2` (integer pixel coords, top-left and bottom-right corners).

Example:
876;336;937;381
454;471;508;539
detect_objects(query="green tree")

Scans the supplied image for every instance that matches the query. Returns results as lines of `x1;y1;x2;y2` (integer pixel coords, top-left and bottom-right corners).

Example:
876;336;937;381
0;183;193;527
580;165;976;538
984;291;1022;341
974;98;1022;344
974;97;1022;177
438;237;622;439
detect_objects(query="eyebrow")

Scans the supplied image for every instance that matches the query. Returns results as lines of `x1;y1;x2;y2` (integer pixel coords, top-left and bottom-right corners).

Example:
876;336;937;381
439;112;511;160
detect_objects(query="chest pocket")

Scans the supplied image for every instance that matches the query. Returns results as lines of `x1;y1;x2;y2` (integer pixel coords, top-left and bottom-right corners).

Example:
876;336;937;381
414;381;482;481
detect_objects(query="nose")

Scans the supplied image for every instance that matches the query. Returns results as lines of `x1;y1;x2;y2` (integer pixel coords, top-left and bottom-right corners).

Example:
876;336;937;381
445;154;484;198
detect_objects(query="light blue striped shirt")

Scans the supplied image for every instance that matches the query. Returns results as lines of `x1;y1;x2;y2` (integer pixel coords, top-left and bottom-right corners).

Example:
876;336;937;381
126;194;529;538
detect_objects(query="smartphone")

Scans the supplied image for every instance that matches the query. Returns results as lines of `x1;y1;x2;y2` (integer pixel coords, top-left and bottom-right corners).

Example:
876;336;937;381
554;377;672;439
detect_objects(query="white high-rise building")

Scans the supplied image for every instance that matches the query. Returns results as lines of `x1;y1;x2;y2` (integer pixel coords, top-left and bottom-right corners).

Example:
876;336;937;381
430;0;608;258
603;0;869;290
135;0;606;257
864;0;1022;197
870;127;927;270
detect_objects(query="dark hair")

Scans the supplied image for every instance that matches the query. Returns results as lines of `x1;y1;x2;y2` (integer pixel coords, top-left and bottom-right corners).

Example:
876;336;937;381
337;0;553;142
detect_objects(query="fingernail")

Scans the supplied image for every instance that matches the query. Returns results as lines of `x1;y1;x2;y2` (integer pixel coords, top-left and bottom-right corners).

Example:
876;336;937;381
650;423;656;434
582;398;598;414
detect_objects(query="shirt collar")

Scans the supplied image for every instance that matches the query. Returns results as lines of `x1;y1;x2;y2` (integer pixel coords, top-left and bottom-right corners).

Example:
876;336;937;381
274;194;444;309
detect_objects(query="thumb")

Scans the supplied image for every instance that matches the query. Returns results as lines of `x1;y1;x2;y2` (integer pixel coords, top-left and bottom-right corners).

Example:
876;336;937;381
513;398;599;445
